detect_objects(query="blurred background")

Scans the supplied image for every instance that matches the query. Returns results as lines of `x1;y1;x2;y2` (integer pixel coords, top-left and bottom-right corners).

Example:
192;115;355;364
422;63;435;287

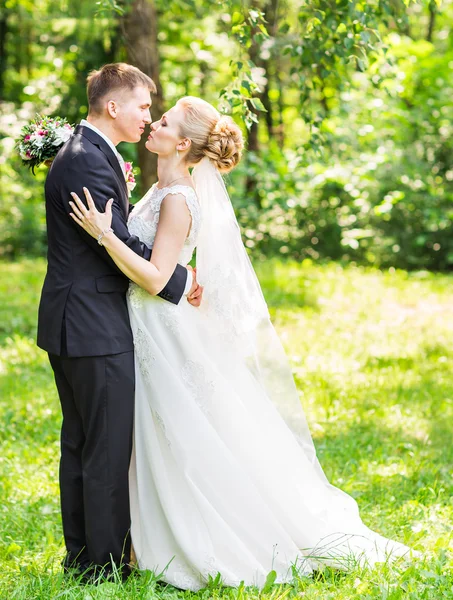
0;0;452;270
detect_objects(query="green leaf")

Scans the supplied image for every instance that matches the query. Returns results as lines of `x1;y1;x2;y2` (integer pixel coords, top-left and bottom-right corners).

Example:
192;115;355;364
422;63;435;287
262;570;277;594
241;79;251;93
250;97;267;112
231;11;243;25
306;17;321;35
253;32;266;45
279;22;290;34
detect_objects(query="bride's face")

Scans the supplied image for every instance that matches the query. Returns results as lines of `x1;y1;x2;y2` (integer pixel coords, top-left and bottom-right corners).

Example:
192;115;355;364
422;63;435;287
145;103;187;156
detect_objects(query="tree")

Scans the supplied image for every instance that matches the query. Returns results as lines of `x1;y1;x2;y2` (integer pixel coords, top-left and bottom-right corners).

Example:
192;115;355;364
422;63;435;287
122;0;164;191
0;7;8;100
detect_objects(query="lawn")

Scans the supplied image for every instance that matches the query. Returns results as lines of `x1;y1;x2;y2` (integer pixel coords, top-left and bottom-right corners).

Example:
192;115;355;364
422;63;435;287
1;258;452;599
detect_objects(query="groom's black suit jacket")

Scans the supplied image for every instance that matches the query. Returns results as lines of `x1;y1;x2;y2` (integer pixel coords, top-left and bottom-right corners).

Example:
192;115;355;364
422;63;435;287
37;124;187;357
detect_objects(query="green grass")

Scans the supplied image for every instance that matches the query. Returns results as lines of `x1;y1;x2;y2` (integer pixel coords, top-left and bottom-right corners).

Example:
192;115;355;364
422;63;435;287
1;258;453;599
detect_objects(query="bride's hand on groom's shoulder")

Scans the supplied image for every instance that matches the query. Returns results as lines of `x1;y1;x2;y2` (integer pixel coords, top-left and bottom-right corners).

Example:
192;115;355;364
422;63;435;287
69;187;113;240
187;266;203;308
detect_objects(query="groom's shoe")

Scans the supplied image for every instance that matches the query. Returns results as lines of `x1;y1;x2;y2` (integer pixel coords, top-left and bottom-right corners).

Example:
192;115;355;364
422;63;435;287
62;558;94;579
79;563;133;586
63;553;132;585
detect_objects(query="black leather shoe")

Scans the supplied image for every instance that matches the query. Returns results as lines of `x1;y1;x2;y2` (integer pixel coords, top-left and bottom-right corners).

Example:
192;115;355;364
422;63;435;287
79;564;132;585
62;557;93;576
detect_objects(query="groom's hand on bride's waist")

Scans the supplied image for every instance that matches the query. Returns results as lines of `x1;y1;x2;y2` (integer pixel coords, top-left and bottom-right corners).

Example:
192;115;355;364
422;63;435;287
186;266;203;307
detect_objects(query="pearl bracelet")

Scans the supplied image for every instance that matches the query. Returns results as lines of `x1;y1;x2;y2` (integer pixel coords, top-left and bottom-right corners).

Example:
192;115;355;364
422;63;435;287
97;227;114;246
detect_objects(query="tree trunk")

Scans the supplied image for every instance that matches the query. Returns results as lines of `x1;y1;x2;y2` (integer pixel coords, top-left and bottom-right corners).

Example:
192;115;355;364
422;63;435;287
275;66;285;147
261;73;274;140
246;33;261;155
263;0;281;140
245;0;282;204
25;21;32;77
427;1;436;42
245;0;264;208
0;11;8;100
122;0;164;193
105;20;121;64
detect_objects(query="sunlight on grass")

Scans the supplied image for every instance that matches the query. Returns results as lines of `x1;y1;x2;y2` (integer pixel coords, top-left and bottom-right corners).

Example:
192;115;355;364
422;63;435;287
1;258;453;598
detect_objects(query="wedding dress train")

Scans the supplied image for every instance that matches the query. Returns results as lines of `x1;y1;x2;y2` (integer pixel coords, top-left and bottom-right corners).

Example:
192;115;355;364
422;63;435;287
127;181;410;591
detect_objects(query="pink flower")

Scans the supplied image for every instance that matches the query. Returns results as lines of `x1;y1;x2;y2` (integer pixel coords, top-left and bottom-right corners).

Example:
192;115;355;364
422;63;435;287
124;161;136;195
24;134;31;141
26;150;32;158
38;129;46;136
125;162;136;185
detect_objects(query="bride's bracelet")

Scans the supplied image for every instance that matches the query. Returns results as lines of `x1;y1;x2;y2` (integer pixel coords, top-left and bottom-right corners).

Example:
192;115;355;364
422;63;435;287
97;227;114;246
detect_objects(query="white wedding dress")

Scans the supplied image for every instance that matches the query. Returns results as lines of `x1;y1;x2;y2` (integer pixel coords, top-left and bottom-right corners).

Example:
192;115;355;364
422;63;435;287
126;183;411;591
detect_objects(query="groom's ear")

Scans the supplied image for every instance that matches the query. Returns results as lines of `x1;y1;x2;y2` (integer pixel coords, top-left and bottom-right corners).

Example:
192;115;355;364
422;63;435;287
106;100;118;119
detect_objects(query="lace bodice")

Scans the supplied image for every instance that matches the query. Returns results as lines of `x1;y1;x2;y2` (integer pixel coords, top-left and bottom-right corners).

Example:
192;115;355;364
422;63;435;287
128;184;201;266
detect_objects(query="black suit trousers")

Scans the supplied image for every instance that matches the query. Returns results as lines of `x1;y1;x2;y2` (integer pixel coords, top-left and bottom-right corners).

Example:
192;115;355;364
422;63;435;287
48;349;135;569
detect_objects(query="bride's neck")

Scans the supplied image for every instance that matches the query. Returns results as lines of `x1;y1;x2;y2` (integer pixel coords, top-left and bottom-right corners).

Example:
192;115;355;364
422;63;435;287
157;156;191;187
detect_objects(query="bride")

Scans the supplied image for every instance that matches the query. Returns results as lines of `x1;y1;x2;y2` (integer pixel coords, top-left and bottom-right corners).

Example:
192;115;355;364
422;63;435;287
69;96;413;590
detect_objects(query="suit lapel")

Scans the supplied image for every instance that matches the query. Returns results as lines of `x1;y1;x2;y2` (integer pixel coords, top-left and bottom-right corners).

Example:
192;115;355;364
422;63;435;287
76;125;129;215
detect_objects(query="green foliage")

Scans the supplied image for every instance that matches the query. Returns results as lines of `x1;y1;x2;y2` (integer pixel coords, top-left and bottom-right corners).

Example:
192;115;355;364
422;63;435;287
0;133;47;258
95;0;127;16
1;0;453;269
2;258;453;597
229;31;453;270
218;5;270;128
277;0;414;148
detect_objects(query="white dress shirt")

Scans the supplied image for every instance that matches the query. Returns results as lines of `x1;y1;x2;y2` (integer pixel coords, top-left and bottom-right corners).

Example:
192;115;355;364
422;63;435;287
79;120;193;296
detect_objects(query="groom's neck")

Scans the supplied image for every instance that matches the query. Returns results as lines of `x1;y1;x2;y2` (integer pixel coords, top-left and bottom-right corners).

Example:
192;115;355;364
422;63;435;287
86;115;120;146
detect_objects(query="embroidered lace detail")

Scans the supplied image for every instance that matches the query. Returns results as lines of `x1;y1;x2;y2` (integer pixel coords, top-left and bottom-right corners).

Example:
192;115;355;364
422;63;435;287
202;556;218;581
157;303;180;335
128;213;160;248
154;411;171;448
128;183;201;266
163;552;245;590
201;262;269;347
134;327;155;380
166;558;203;590
128;283;150;309
181;360;215;416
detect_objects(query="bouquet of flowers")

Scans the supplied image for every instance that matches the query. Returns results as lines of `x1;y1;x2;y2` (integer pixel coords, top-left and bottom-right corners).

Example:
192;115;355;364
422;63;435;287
16;115;74;173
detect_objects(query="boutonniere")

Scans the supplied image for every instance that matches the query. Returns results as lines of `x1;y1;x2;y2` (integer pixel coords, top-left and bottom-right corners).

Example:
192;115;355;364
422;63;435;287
124;161;137;197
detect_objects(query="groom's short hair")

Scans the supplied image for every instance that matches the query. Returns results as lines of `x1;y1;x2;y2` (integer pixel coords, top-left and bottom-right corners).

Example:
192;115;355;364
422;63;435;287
87;63;157;115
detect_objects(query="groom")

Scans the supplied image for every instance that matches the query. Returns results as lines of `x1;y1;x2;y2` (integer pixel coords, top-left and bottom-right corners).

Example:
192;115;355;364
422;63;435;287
37;63;201;580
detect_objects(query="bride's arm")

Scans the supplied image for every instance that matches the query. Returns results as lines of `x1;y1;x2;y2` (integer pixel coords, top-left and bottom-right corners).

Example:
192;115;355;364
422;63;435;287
69;188;191;296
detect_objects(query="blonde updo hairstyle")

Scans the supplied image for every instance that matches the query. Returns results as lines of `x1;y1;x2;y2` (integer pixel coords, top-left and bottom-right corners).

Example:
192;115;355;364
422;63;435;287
177;96;243;173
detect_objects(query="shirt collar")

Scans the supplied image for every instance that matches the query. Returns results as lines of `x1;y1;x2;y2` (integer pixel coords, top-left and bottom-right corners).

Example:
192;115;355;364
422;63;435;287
80;119;120;159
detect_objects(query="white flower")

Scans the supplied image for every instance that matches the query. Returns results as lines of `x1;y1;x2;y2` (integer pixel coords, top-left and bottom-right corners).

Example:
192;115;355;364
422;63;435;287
30;133;45;148
126;180;136;198
20;149;31;160
52;127;72;146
